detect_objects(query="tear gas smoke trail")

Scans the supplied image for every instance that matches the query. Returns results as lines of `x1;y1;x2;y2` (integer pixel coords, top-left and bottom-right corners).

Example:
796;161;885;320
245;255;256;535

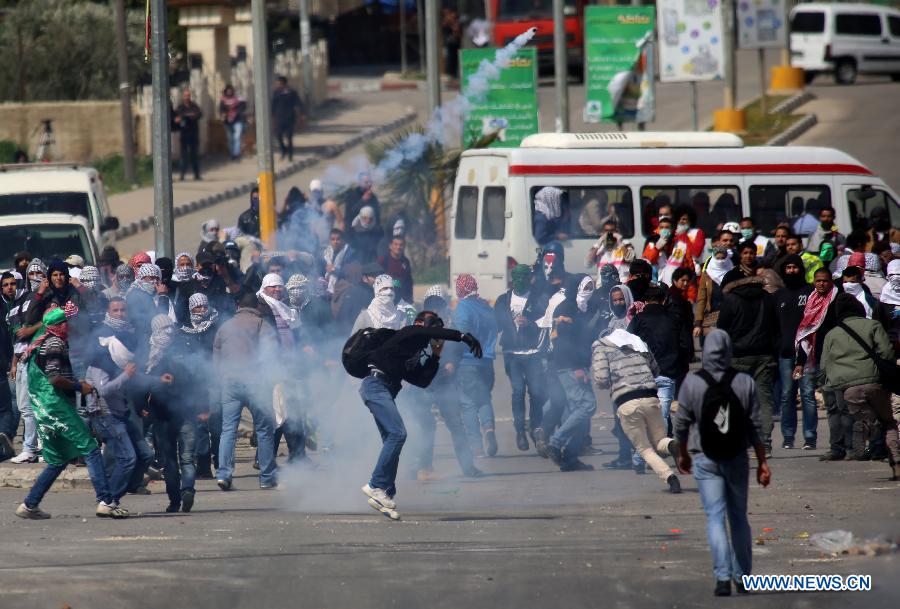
321;27;538;195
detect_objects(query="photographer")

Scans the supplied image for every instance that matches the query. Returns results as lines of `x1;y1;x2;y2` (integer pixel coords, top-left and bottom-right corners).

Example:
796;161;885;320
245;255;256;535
586;218;635;284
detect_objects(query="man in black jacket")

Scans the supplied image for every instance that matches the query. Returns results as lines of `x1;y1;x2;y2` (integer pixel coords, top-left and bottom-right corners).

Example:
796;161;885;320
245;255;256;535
238;188;261;238
628;284;691;436
494;264;545;450
271;76;303;161
717;273;777;455
774;255;817;450
359;313;481;519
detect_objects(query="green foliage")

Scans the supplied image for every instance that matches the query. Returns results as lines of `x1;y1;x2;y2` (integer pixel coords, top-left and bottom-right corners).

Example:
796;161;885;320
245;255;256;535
0;140;23;162
91;154;154;195
0;0;150;102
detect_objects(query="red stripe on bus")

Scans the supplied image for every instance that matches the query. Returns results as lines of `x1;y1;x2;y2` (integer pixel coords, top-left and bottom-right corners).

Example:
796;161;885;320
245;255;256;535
508;163;874;176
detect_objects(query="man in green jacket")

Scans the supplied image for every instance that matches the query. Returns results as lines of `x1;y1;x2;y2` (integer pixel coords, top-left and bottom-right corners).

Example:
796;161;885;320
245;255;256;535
821;293;899;480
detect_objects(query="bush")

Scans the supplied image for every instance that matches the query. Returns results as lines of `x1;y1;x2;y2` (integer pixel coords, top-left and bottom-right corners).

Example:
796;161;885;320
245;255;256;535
91;154;154;195
0;140;23;162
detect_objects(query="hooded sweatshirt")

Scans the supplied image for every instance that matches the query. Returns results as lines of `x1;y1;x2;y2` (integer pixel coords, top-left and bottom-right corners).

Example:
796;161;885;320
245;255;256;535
549;274;595;371
673;329;762;455
716;275;776;358
591;330;660;407
773;255;814;359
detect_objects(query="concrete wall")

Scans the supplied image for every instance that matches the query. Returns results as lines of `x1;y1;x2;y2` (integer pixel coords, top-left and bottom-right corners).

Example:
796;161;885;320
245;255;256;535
0;101;129;161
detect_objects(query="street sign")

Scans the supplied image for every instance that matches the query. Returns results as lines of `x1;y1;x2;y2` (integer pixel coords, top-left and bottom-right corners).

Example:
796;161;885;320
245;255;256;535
737;0;788;49
657;0;725;82
583;6;656;124
460;47;539;148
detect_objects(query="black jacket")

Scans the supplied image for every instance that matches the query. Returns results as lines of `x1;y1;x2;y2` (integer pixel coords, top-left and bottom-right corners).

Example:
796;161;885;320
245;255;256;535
716;276;777;358
238;207;260;238
493;290;543;353
368;326;467;394
628;302;690;379
774;283;814;359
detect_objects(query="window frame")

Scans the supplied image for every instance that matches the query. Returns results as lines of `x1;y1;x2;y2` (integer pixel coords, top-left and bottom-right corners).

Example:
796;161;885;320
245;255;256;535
481;186;507;241
454;186;479;240
748;184;832;236
528;184;635;240
835;13;882;37
638;184;742;237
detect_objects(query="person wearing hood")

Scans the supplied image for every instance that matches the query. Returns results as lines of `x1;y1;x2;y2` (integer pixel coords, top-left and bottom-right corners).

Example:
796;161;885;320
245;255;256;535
862;252;887;299
694;246;733;338
673;329;770;597
605;283;635;332
716;264;777;456
103;263;135;300
773;254;818;450
821;293;899;479
544;274;598;472
344;172;381;232
125;263;169;360
14;251;31;278
532;186;566;246
348;205;384;265
173;252;196;285
238;188;261;238
494;264;546;451
446;274;499;457
592;263;623;328
257;273;300;348
352;274;404;333
782;234;823;284
625;258;653;303
592;328;682;493
286;273;328;341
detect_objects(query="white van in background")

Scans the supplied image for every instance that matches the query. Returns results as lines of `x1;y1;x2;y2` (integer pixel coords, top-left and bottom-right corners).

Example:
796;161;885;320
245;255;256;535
790;3;900;84
0;164;119;250
449;132;899;298
0;214;99;271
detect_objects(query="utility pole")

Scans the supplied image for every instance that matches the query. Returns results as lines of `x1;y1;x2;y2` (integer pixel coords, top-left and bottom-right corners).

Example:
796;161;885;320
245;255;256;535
149;0;174;258
298;0;314;111
400;0;407;74
552;0;569;132
114;0;136;186
723;0;737;110
424;0;441;116
251;0;276;247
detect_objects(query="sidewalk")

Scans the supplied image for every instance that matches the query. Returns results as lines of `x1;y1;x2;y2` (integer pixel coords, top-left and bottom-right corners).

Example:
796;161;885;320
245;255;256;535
109;96;416;240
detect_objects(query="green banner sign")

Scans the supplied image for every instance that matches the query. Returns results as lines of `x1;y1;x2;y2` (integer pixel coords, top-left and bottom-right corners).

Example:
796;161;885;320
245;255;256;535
584;6;655;124
460;47;538;148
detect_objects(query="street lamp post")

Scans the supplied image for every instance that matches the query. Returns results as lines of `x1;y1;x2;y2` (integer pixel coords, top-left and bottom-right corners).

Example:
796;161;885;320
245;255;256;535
251;0;277;247
149;0;174;258
425;0;441;116
552;0;569;132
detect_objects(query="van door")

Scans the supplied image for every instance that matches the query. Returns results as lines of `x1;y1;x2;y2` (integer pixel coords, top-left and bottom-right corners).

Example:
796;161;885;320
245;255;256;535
842;182;900;235
451;183;481;289
888;14;900;75
791;9;829;70
834;11;887;73
476;186;509;298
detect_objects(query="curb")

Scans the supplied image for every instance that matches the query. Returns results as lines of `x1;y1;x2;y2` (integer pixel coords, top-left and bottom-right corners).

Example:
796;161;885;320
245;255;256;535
0;465;93;490
113;109;418;240
766;113;818;146
771;90;815;116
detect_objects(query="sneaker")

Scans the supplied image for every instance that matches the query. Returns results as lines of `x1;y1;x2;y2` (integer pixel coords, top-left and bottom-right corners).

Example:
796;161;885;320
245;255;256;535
819;451;845;461
361;484;396;510
216;478;232;491
10;451;38;464
801;443;816;450
733;577;748;594
666;474;682;494
891;463;900;482
560;459;594;472
109;505;131;519
252;458;260;470
533;428;549;458
146;466;163;481
259;482;280;490
483;430;498;457
165;502;181;513
181;490;195;513
463;467;484;478
416;469;441;482
546;445;564;466
634;462;646;475
580;444;604;456
515;431;529;451
0;433;14;461
782;440;795;449
714;580;731;597
15;503;50;520
602;458;632;470
97;501;130;518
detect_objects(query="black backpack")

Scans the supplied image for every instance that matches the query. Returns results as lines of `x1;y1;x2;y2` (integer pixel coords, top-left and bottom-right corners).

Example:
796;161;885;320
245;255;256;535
341;327;396;379
695;368;746;460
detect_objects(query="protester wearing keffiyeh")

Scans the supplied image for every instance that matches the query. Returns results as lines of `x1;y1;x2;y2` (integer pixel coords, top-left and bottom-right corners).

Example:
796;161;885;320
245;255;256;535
795;284;838;372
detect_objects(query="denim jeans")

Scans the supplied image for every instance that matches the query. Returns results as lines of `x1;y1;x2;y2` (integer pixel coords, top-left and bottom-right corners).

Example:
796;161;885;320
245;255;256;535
540;371;567;436
778;357;818;446
457;364;495;452
654;375;676;435
7;377;20;437
217;379;277;486
731;355;776;448
25;446;112;508
124;411;154;492
816;369;852;456
272;418;306;462
156;418;197;505
0;376;16;439
504;353;545;433
91;415;136;502
360;376;406;496
548;370;597;462
16;362;38;454
693;452;753;582
224;120;243;158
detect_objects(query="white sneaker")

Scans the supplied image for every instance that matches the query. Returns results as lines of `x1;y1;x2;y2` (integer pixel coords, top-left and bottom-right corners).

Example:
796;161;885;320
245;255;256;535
361;484;396;510
15;503;51;520
96;501;130;519
10;452;38;464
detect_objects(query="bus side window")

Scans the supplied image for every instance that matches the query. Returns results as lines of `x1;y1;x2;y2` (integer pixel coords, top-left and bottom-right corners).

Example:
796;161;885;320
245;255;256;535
847;187;900;233
640;186;741;235
748;185;831;236
530;185;634;241
455;186;478;239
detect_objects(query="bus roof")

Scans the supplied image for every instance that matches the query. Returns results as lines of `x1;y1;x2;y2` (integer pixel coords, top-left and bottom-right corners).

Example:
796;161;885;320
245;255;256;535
520;132;744;149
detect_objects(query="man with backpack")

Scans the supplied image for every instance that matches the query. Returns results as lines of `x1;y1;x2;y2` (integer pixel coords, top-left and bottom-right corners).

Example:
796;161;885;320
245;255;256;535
343;311;482;520
673;329;771;597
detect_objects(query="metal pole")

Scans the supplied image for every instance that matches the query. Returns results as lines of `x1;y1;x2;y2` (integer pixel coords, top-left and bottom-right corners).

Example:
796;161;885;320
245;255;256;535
417;0;426;72
400;0;408;74
149;0;174;259
425;0;441;116
690;82;699;131
723;0;736;109
114;0;136;186
251;0;276;247
299;0;315;111
758;48;768;116
552;0;569;132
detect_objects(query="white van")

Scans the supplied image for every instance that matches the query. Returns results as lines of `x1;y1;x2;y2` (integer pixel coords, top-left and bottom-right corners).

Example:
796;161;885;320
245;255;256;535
449;132;899;298
0;164;119;251
0;213;99;270
790;2;900;84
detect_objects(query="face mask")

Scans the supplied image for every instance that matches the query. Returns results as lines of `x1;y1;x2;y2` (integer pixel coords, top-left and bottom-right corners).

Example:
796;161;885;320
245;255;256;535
542;253;557;280
740;228;754;240
175;267;192;282
658;228;671;239
611;303;626;317
375;289;394;305
576;280;594;313
138;279;157;295
29;276;43;292
820;220;833;230
289;288;309;308
890;276;900;290
190;310;209;325
251;197;259;212
843;282;862;296
676;224;689;235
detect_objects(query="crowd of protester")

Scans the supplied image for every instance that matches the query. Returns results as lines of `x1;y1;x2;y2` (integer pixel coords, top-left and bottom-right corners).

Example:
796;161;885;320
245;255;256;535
0;179;897;594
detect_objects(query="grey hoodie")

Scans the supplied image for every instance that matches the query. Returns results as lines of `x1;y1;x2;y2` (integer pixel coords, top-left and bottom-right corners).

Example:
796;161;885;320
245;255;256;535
672;329;762;456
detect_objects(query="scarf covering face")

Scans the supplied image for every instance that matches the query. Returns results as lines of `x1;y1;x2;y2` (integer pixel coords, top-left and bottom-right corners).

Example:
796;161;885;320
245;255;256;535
598;263;620;289
608;283;634;319
351;206;377;231
286;274;310;309
842;281;872;318
510;264;532;296
26;258;47;292
98;335;134;370
24;307;68;359
880;259;900;306
455;273;478;300
256;273;300;330
201;219;220;243
134;263;161;295
779;254;808;289
367;274;403;329
174;253;195;282
115;264;134;294
706;250;734;286
103;312;132;332
534;187;563;220
795;286;838;371
80;266;100;290
575;276;595;313
146;314;174;373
